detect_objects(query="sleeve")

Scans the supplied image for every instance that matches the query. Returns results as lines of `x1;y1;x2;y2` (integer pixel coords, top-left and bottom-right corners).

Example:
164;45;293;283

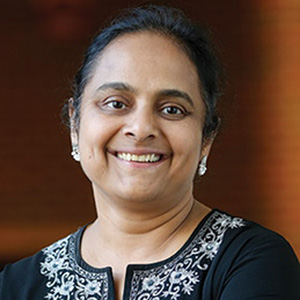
0;252;47;299
206;224;300;300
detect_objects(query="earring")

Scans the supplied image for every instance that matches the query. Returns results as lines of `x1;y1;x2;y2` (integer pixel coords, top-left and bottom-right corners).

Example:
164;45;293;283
198;156;208;176
71;145;80;162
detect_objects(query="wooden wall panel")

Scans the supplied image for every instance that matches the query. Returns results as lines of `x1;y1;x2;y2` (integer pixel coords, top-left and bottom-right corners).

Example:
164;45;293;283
256;0;300;256
0;0;299;266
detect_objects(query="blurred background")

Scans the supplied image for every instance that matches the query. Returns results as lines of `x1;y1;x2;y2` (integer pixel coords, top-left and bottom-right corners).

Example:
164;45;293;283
1;0;299;268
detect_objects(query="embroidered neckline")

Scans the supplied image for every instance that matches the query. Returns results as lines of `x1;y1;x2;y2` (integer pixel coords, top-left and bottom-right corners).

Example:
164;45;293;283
128;211;245;300
75;209;216;272
40;210;245;299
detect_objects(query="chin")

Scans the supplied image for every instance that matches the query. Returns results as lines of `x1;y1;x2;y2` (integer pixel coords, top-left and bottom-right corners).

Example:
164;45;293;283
116;186;161;203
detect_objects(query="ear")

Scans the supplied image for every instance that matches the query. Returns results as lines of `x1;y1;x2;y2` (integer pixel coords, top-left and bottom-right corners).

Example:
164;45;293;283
199;118;221;162
199;129;218;163
68;98;79;146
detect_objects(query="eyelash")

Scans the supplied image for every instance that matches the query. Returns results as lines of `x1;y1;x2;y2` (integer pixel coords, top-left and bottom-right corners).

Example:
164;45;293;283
101;98;189;119
160;106;186;116
106;100;127;110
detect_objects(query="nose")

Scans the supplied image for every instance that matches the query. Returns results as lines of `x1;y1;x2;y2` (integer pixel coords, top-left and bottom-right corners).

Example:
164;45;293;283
123;106;159;141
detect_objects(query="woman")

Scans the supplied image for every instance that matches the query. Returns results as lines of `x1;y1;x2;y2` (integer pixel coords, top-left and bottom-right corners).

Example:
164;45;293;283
0;5;299;300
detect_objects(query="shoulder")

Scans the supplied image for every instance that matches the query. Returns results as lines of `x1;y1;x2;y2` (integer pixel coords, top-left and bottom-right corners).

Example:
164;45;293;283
204;210;300;300
208;209;298;260
219;213;298;265
0;229;79;299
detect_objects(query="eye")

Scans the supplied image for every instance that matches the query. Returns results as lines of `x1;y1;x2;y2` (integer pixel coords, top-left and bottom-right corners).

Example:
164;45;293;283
159;103;190;119
161;106;184;115
106;100;127;110
100;96;130;113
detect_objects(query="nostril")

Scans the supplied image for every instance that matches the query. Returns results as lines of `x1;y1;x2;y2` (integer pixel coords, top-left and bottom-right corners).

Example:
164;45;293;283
126;132;135;137
124;130;156;141
125;131;139;140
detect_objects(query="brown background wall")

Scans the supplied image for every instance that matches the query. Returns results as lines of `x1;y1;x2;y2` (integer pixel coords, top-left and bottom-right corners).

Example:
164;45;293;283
1;0;299;267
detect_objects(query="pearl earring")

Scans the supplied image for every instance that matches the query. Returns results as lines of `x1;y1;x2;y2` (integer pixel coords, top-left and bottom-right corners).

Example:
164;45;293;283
71;145;80;162
198;156;208;176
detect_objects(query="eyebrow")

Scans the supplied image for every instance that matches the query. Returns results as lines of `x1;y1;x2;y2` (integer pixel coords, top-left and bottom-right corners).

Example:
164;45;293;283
158;89;195;107
96;82;135;93
95;82;194;107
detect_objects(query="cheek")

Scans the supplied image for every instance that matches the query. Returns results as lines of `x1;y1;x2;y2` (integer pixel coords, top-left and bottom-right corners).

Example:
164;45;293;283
77;118;117;182
78;116;115;157
167;123;202;162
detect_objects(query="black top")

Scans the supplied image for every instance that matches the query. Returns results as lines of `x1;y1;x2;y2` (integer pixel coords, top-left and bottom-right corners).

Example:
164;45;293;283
0;209;299;300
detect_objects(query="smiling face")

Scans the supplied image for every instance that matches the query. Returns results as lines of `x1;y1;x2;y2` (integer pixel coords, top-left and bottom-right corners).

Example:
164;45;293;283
72;32;212;205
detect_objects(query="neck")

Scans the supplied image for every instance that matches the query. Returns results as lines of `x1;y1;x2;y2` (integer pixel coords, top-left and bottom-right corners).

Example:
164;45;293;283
93;183;196;234
82;186;211;265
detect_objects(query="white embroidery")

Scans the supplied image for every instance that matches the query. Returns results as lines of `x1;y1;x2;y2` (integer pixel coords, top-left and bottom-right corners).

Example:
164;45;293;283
130;212;245;300
40;233;108;300
40;212;244;300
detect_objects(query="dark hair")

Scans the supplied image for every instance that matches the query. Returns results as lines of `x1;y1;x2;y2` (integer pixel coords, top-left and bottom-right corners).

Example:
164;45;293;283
63;5;223;140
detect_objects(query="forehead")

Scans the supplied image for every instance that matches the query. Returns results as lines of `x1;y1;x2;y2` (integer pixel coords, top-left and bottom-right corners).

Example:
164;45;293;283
85;31;202;100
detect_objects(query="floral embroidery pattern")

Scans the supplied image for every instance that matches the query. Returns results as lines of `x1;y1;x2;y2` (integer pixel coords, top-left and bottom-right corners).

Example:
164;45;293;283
129;212;244;300
40;233;108;300
40;211;244;300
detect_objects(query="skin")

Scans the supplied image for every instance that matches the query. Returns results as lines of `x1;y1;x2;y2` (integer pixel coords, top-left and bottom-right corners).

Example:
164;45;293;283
70;31;215;300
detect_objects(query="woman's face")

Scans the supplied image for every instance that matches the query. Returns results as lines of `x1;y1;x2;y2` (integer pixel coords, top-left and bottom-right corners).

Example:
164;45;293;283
73;32;211;204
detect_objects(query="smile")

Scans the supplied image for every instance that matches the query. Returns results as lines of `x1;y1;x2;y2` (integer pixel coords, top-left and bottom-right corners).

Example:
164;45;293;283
117;152;162;163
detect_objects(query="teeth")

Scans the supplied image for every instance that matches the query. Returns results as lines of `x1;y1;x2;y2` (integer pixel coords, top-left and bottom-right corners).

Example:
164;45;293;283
117;152;161;162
